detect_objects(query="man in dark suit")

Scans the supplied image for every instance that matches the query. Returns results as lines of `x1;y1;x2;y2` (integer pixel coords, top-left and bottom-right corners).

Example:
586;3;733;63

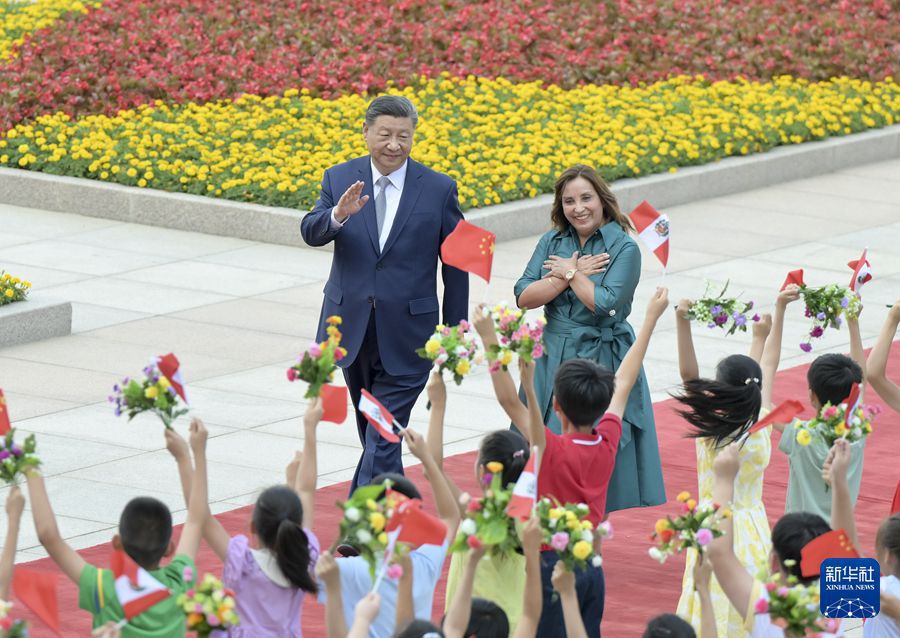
301;95;469;493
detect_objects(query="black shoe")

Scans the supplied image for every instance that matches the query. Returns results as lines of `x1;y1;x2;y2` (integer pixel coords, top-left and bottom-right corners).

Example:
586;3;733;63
336;543;360;558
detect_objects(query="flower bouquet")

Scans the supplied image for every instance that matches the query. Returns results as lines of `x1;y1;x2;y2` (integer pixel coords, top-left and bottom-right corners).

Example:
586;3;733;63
416;320;480;385
685;280;760;336
0;430;40;485
0;600;28;637
110;360;188;430
798;284;861;352
287;315;346;398
535;499;604;570
336;481;408;580
0;272;31;306
794;402;876;448
176;573;240;637
483;303;544;373
450;462;520;558
755;567;839;637
648;491;728;563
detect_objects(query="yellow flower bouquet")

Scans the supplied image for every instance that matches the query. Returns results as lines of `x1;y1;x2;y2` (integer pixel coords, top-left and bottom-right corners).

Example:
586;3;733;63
109;359;188;430
0;271;31;306
287;315;346;399
416;320;480;385
535;498;606;571
177;573;239;637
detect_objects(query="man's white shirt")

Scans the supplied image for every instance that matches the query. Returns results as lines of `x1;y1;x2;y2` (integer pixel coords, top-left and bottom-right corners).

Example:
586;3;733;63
330;159;408;251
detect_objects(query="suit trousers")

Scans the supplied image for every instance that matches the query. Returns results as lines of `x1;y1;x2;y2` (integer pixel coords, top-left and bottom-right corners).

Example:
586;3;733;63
343;310;429;494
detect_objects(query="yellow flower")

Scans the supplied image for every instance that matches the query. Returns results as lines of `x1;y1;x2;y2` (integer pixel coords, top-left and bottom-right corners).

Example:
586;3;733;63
686;499;697;510
499;350;513;367
796;429;812;446
455;359;471;376
326;315;342;325
3;289;12;298
581;520;593;530
834;423;847;437
485;461;504;474
676;491;690;502
548;508;563;520
145;386;159;399
573;540;592;561
378;532;388;545
366;499;378;511
369;512;386;532
158;376;171;389
326;325;341;338
567;519;580;530
424;339;441;356
565;511;577;522
654;518;670;535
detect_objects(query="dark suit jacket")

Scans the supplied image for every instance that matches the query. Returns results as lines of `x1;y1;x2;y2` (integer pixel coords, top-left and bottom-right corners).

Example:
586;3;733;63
300;156;469;376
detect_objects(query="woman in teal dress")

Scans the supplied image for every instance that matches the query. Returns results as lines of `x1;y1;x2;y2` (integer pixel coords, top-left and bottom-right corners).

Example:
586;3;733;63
514;164;665;512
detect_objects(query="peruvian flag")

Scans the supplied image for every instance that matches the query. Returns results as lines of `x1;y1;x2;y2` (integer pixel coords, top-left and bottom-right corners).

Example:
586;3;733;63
110;550;171;620
842;383;862;432
747;399;806;435
157;353;188;403
506;446;539;521
440;220;496;283
847;249;872;295
385;498;447;547
0;388;11;435
358;389;403;443
629;201;669;269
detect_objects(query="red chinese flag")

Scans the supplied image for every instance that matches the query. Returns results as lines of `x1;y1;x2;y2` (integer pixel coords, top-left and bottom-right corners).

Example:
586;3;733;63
13;569;62;636
891;481;900;516
800;529;859;577
629;201;670;268
748;399;805;435
320;384;348;424
386;499;447;547
780;269;805;291
440;220;496;283
0;388;11;435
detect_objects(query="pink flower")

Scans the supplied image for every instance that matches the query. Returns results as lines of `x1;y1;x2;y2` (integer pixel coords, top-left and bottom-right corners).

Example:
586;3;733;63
754;597;769;614
308;342;322;357
531;344;544;359
182;566;194;582
386;564;404;580
800;342;813;353
286;367;298;382
207;613;220;626
467;535;483;550
765;582;777;592
459;319;470;331
598;521;613;539
823;406;838;419
467;499;482;512
695;528;713;546
334;348;345;361
777;586;789;597
550;532;570;551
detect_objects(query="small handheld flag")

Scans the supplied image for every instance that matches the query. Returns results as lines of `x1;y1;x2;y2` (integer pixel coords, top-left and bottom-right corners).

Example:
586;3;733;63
0;388;11;435
385;499;447;547
799;529;859;577
506;446;538;520
320;384;348;424
747;399;806;435
156;353;188;403
110;550;171;621
358;389;403;443
629;201;669;269
780;269;805;291
847;249;872;294
842;383;862;432
440;220;496;283
12;569;62;636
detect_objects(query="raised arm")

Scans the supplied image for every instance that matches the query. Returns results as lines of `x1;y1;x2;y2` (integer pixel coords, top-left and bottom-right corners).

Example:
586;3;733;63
443;546;486;638
551;562;588;638
520;359;546;456
513;516;545;638
749;313;772;364
826;439;858;548
846;313;866;391
298;398;323;531
300;173;368;247
761;286;800;416
348;593;381;638
315;551;349;638
675;298;700;382
866;301;900;410
693;555;719;638
25;471;86;583
175;418;208;561
164;428;193;509
0;486;25;599
404;428;459;536
607;287;668;417
472;305;530;431
394;554;414;630
425;372;448;473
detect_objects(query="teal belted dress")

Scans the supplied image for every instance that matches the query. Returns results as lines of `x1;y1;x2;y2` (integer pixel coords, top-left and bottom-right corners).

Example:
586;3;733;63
514;223;666;512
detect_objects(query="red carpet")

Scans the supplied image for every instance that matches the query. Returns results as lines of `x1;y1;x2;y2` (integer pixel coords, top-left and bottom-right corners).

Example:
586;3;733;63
11;342;900;636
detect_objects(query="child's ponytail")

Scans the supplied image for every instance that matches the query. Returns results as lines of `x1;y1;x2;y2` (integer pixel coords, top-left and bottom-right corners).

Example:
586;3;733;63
673;354;762;448
478;430;530;488
253;485;318;594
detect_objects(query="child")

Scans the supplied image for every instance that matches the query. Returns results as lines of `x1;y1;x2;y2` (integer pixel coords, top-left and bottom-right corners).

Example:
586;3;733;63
778;291;866;519
166;399;323;637
865;513;900;637
708;439;855;637
867;299;900;410
643;614;696;638
318;426;460;638
673;298;775;638
425;364;531;632
0;486;24;601
491;287;669;637
442;516;543;638
26;417;207;635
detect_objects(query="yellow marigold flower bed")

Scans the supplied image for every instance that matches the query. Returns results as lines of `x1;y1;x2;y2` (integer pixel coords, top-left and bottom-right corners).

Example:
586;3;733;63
0;74;896;210
0;270;31;305
0;0;100;60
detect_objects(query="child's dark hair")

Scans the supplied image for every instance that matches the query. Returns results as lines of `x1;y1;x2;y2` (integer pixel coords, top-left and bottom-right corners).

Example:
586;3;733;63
478;430;530;488
674;354;762;447
807;353;863;407
643;613;696;637
252;485;318;594
771;512;831;584
370;473;422;501
119;497;173;569
876;513;900;576
553;359;615;427
394;619;444;638
464;598;510;638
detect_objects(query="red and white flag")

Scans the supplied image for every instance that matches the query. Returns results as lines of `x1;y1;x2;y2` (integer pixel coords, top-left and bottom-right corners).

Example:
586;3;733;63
110;550;171;620
847;249;872;295
358;389;402;443
842;383;862;432
629;201;669;269
156;353;188;403
506;446;539;521
0;388;11;435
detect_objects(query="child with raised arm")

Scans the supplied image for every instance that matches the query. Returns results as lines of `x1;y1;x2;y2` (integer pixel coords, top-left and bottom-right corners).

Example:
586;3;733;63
867;300;900;411
26;417;206;635
673;296;774;638
520;287;669;638
0;486;24;602
165;399;323;637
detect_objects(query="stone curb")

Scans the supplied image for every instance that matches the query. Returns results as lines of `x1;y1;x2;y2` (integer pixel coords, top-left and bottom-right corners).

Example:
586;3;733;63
0;294;72;348
0;125;897;245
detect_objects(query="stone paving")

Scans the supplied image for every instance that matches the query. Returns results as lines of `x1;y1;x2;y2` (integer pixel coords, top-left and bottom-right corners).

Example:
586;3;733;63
0;159;898;580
